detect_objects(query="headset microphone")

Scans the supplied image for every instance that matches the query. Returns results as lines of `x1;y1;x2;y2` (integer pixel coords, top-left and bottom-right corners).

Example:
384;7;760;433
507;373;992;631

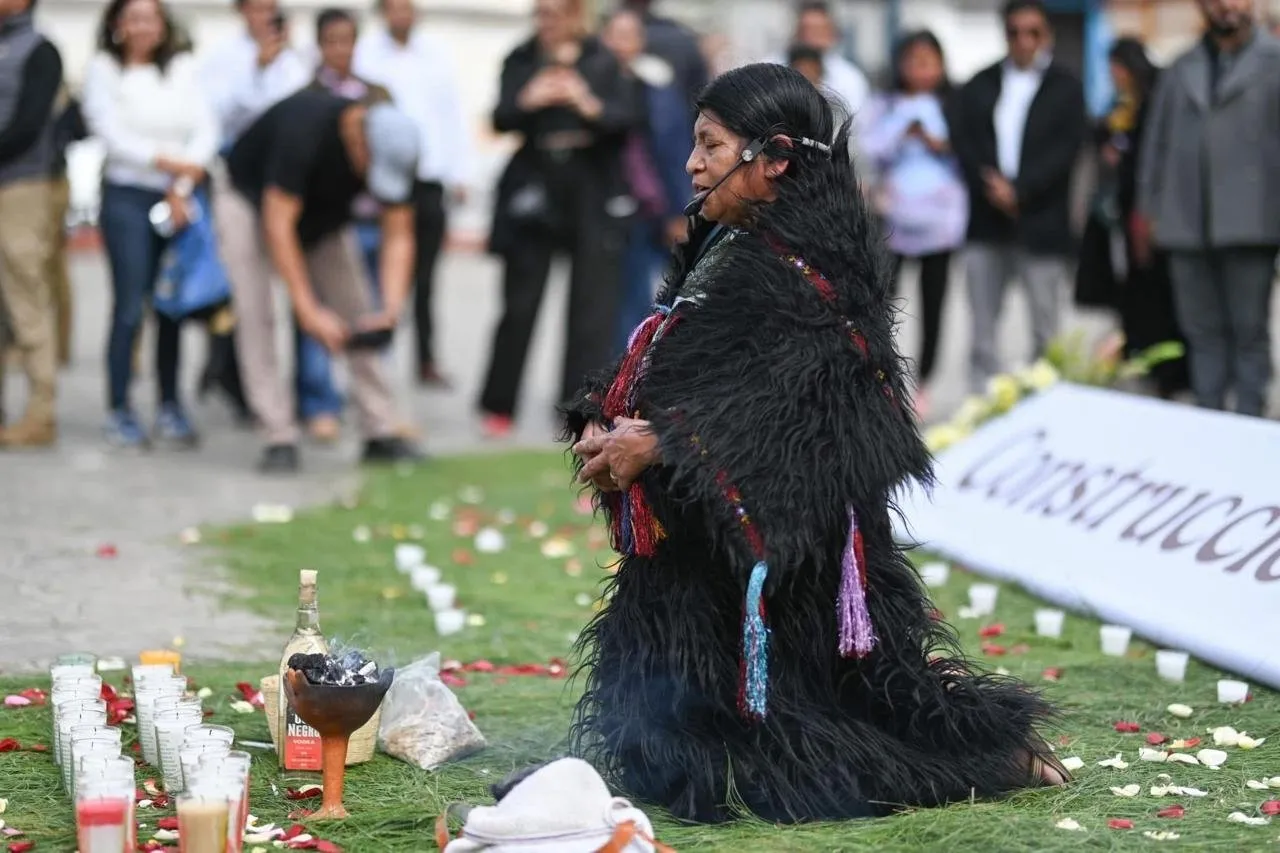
682;137;767;218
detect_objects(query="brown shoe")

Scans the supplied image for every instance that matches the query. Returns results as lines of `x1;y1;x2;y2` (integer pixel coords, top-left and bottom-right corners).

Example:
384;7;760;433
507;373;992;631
0;416;57;448
307;414;342;444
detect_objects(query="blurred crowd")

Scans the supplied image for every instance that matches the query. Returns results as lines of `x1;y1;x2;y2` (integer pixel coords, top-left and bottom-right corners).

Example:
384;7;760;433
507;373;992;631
0;0;1276;470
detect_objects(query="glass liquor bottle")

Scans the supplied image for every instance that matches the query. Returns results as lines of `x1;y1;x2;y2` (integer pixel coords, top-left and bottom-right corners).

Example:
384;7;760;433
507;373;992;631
277;569;328;774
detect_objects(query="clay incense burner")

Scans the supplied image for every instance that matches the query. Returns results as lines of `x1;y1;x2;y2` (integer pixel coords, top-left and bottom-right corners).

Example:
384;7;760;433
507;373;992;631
283;667;395;819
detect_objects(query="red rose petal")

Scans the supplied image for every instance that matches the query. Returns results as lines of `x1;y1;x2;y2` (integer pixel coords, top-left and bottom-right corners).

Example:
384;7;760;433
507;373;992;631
451;548;474;565
156;817;180;831
440;673;466;688
19;688;46;705
25;744;46;753
978;623;1005;638
467;709;476;721
100;683;119;702
284;824;309;839
315;841;342;853
980;642;1006;656
1114;721;1141;733
235;682;265;708
96;544;118;558
8;842;36;853
1108;818;1134;830
1146;732;1168;745
1181;737;1201;748
467;660;496;673
548;658;567;678
286;788;323;801
1157;804;1185;819
0;738;20;752
1041;667;1062;682
1261;800;1280;816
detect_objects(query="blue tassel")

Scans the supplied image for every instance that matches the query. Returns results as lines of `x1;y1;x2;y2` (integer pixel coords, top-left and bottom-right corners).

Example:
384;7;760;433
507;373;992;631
619;493;634;555
742;561;770;720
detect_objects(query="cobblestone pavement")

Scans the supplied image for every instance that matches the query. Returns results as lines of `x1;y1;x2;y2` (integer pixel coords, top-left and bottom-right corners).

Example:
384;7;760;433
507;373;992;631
0;245;1147;673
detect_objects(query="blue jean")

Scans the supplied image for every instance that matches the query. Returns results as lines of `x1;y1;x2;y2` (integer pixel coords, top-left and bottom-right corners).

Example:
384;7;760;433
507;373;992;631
98;183;181;411
294;325;343;420
356;219;382;308
617;219;669;354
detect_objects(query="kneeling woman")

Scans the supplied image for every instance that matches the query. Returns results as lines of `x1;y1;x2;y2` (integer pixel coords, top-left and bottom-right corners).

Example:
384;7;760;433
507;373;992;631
566;63;1068;824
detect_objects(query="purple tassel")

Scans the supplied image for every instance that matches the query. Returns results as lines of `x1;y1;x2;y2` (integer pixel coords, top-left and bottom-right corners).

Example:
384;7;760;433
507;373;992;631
838;506;877;658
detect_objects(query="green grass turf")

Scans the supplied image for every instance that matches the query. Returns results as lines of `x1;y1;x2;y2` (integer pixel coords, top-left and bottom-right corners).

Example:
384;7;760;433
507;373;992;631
2;450;1279;851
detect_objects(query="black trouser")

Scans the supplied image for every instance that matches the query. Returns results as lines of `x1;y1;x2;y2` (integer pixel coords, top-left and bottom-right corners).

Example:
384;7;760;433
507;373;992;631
413;180;448;369
480;163;624;417
891;251;951;382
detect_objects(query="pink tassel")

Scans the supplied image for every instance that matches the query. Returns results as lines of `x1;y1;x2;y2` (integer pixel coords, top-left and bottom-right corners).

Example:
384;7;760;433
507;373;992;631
838;507;877;658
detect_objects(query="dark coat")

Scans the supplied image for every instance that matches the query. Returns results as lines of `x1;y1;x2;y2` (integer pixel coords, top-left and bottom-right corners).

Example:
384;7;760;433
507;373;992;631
952;59;1086;255
488;36;642;257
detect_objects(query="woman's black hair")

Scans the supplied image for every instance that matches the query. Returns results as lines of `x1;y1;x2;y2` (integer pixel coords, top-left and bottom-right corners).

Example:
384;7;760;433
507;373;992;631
97;0;186;71
1108;36;1158;101
888;29;951;95
316;7;357;42
786;43;823;68
673;62;886;305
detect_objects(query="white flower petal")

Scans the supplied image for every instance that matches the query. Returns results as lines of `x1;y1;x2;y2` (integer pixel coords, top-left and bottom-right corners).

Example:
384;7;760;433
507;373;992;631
1098;753;1130;769
1247;780;1270;790
197;686;213;699
1139;747;1169;762
1269;777;1280;788
0;799;6;815
995;666;1011;676
1167;703;1194;718
1110;784;1141;797
1143;830;1180;841
1060;756;1085;771
153;830;180;842
1196;748;1228;768
1212;726;1240;747
1055;818;1084;831
1227;811;1271;826
1176;786;1208;797
956;605;979;619
1167;752;1200;765
230;700;256;714
1238;735;1265;750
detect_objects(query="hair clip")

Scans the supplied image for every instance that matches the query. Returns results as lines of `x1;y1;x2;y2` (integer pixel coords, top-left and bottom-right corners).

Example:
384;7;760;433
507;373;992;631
798;137;833;156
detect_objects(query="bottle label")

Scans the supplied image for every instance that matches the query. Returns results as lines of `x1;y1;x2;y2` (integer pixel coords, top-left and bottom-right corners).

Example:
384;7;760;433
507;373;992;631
282;702;322;770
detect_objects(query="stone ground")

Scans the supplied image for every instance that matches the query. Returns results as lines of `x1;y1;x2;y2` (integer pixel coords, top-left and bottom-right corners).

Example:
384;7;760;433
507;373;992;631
0;241;1230;674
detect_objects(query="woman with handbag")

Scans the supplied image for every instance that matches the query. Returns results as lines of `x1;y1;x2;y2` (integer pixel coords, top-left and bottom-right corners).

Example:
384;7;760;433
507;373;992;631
479;0;642;439
83;0;219;448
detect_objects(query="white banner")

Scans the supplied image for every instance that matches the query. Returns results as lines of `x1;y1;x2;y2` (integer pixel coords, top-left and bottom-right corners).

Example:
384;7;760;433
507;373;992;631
897;383;1280;689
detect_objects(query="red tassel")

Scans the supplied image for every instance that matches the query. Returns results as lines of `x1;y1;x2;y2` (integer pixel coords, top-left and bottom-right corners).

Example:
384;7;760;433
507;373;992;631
604;313;664;418
625;484;665;556
854;527;867;590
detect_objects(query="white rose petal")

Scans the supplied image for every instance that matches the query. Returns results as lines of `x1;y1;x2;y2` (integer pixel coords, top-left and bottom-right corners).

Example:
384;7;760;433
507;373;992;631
1143;830;1180;841
197;686;214;699
1177;786;1208;797
153;830;180;842
1196;748;1228;768
1238;735;1265;750
1227;811;1270;826
352;525;372;543
1150;785;1173;797
0;799;6;814
230;700;257;714
474;528;506;553
1055;818;1084;831
956;605;979;620
1156;773;1172;781
251;503;293;524
1098;753;1130;769
290;834;314;844
1139;747;1168;762
1110;784;1141;797
1167;752;1200;765
1167;703;1194;718
527;520;549;538
995;667;1011;676
1212;726;1240;747
428;501;451;520
1269;777;1280;788
1247;780;1270;790
1060;756;1085;771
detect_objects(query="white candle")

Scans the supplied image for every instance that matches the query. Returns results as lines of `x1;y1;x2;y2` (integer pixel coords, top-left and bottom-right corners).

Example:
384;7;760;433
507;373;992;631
1217;679;1248;704
918;562;950;587
1155;650;1190;683
1034;608;1065;638
395;544;426;573
435;608;466;636
1099;624;1132;657
426;583;457;612
968;583;998;616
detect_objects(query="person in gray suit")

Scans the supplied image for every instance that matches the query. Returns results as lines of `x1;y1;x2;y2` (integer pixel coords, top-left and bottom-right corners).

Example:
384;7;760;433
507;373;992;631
1136;0;1280;417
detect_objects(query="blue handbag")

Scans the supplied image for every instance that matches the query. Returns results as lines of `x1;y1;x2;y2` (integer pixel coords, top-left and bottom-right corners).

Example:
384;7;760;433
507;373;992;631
154;188;232;320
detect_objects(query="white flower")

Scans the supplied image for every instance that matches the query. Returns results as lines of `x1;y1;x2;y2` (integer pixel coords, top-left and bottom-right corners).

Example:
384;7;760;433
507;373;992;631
1196;748;1228;768
1211;726;1240;747
1167;703;1194;718
1060;756;1085;771
1098;753;1130;769
1110;784;1141;797
1227;811;1270;826
1055;818;1084;831
1167;753;1199;765
1238;734;1265;749
1143;830;1180;841
1139;747;1168;762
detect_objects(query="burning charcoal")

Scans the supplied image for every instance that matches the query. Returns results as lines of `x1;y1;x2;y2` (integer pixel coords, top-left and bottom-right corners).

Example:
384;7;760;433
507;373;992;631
357;660;378;679
339;650;365;672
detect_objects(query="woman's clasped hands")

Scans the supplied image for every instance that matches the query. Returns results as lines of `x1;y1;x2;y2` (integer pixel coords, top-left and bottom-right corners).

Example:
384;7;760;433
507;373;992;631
574;417;660;491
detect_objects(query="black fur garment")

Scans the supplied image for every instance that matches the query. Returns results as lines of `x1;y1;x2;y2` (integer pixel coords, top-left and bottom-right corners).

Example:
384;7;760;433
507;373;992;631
562;160;1056;823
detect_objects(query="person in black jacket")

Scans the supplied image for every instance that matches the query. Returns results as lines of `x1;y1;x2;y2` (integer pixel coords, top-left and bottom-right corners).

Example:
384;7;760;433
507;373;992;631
951;0;1085;393
479;0;641;439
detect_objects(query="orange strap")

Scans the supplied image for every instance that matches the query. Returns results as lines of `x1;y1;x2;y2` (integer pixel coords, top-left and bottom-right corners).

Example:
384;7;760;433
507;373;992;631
598;820;677;853
433;813;675;852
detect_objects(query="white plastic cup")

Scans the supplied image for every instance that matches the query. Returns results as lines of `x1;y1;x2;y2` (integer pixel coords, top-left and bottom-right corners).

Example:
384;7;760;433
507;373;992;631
1217;679;1249;704
410;565;442;592
1155;650;1190;683
426;583;457;612
1099;624;1132;657
434;608;466;636
395;544;426;573
1034;608;1065;638
918;562;950;587
968;583;999;616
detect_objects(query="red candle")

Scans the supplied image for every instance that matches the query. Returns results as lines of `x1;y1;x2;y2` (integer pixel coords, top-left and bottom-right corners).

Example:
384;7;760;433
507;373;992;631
76;796;129;852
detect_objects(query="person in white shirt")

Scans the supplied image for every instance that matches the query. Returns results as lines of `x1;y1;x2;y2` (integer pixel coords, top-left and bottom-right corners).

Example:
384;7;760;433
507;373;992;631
354;0;470;388
203;0;345;443
770;1;869;122
82;0;218;450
